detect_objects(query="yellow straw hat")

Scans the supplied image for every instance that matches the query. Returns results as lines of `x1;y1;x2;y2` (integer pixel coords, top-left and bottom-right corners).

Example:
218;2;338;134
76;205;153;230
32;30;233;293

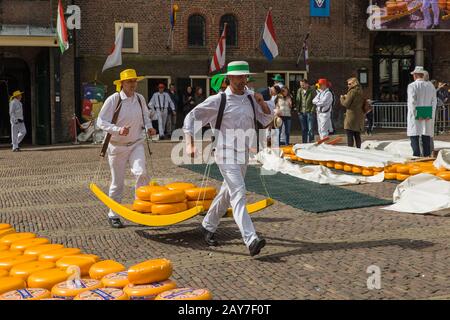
113;69;145;92
10;90;24;101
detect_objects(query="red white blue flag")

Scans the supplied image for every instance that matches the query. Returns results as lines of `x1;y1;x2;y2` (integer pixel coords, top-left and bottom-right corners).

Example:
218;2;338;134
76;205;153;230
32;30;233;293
260;10;278;61
210;24;227;73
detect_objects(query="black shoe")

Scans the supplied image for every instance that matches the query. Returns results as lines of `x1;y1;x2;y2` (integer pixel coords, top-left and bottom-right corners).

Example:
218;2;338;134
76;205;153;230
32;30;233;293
201;227;218;246
12;149;18;152
108;217;124;228
249;238;266;256
432;24;440;29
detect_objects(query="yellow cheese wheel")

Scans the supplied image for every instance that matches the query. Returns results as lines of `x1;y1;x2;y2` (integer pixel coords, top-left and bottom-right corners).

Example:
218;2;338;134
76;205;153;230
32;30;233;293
396;173;410;181
344;165;352;172
89;260;126;280
0;232;36;246
0;277;26;294
0;245;9;252
155;288;212;300
0;224;12;231
312;160;320;165
151;190;186;204
38;248;81;263
334;163;344;170
0;255;36;271
187;200;213;210
56;256;97;276
0;250;22;260
352;166;362;174
9;261;55;281
303;159;313;164
51;279;103;300
24;244;64;257
132;199;153;213
27;268;69;290
362;169;374;176
128;258;173;285
396;165;410;174
165;182;197;191
436;171;450;181
101;271;129;288
326;161;335;168
74;287;128;300
0;270;8;278
151;202;188;215
409;166;422;175
372;167;383;173
422;168;438;175
318;161;327;166
136;185;168;201
185;187;216;201
0;229;15;239
9;238;49;252
384;172;397;180
0;288;51;300
69;254;100;263
124;279;177;300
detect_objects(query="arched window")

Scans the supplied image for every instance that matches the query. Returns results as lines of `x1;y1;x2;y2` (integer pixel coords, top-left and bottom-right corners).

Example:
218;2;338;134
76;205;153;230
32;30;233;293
220;14;238;47
188;14;206;47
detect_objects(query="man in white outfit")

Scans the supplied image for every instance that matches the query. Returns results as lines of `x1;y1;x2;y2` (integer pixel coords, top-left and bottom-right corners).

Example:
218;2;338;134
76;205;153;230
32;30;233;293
9;90;27;152
148;83;175;139
407;66;437;157
97;69;156;228
422;0;440;29
183;61;274;256
312;78;333;140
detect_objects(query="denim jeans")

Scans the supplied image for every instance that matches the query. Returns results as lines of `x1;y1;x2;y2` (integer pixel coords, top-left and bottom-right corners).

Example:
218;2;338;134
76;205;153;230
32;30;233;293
279;116;292;146
410;135;432;157
298;112;315;143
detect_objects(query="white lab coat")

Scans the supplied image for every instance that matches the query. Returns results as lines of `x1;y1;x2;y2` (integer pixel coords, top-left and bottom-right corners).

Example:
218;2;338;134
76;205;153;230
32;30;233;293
148;92;175;137
407;79;437;137
9;98;26;150
312;89;333;139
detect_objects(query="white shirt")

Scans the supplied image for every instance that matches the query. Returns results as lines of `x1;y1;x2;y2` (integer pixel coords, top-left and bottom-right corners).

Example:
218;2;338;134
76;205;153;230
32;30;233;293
313;89;333;113
183;87;274;162
148;92;175;112
9;98;23;124
97;90;153;144
407;79;437;137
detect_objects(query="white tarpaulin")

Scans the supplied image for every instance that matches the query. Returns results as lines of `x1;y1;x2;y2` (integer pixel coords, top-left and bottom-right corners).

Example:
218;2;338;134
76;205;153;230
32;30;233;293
433;149;450;170
293;143;410;168
362;139;450;158
257;148;384;186
382;173;450;214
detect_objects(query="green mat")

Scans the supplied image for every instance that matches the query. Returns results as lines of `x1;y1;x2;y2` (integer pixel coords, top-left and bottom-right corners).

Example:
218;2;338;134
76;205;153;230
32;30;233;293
181;164;392;213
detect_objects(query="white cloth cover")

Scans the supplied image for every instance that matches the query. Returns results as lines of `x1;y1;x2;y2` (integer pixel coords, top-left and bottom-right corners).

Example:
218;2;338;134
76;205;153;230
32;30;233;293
362;139;450;158
433;149;450;170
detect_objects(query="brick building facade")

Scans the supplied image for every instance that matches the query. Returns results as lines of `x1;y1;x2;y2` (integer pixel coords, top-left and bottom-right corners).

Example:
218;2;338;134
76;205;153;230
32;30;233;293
1;0;449;144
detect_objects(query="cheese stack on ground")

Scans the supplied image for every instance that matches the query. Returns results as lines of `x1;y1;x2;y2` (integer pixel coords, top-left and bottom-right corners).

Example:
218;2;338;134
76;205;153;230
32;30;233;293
0;288;51;300
89;260;126;280
185;187;217;210
74;287;128;300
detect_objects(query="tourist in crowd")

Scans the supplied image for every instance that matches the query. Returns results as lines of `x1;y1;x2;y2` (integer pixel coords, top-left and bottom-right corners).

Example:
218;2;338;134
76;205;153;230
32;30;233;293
340;77;365;148
296;79;316;143
194;86;205;106
275;87;293;146
183;86;196;116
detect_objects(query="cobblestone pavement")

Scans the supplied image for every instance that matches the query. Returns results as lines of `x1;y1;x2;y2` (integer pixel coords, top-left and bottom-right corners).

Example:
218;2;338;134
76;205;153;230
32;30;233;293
0;131;449;300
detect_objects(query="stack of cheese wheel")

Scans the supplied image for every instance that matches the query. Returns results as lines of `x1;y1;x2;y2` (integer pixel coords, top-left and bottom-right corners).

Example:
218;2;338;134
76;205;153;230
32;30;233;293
155;288;212;300
151;189;188;215
123;258;176;300
133;185;169;214
74;287;128;300
185;187;217;211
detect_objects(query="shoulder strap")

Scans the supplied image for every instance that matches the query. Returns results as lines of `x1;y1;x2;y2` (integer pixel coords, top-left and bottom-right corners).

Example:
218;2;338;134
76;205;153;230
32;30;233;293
215;93;227;131
247;95;260;152
100;93;123;157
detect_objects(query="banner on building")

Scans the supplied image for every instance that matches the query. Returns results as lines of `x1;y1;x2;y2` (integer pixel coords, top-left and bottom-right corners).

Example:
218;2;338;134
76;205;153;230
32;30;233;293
310;0;330;17
367;0;450;31
82;83;107;121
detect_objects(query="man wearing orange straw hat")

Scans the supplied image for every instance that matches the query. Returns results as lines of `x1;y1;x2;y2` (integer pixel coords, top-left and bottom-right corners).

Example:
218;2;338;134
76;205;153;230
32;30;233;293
9;90;26;152
97;69;157;228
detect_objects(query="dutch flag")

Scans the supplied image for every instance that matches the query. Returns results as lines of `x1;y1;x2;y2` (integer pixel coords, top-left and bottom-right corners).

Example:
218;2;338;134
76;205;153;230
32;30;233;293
260;10;278;61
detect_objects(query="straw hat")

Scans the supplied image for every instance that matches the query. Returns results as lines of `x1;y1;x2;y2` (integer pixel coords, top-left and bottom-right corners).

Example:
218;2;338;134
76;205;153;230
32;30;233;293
273;116;283;129
411;66;427;75
272;74;284;82
113;69;145;91
10;90;24;101
222;61;256;76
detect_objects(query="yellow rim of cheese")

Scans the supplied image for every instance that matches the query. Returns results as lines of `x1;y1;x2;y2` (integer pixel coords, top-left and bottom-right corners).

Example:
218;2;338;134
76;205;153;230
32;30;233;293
185;187;216;201
0;288;51;300
24;244;64;257
151;190;186;204
74;288;128;300
10;238;49;251
0;277;26;294
9;261;55;281
0;232;36;245
136;185;168;201
151;202;188;215
38;248;81;262
0;255;36;271
155;288;212;300
124;279;177;300
165;182;197;191
132;199;153;213
27;268;70;290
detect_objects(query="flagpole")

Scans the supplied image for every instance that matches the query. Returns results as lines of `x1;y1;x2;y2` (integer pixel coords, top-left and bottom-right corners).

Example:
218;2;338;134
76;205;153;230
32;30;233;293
296;24;312;67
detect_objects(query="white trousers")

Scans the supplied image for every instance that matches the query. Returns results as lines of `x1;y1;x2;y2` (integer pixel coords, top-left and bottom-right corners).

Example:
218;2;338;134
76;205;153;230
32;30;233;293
317;112;333;140
422;0;440;27
158;109;169;137
11;122;26;149
202;163;258;247
107;142;149;218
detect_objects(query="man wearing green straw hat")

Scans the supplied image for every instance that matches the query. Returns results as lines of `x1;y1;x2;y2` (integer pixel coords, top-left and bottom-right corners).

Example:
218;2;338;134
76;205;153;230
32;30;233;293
9;90;26;152
183;61;274;256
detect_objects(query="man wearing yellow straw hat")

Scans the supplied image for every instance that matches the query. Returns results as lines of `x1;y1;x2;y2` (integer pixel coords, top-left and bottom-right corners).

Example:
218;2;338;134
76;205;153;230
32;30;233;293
97;69;157;228
9;90;26;152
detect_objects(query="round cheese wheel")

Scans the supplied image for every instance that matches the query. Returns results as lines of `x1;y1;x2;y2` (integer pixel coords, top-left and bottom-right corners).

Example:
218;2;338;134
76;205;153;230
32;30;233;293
24;244;64;257
136;185;168;201
101;271;129;288
9;261;55;281
165;182;196;191
343;165;352;172
51;279;103;300
155;288;212;300
384;172;397;180
312;160;320;165
318;161;327;166
396;165;410;174
0;270;8;278
74;287;128;300
0;277;26;294
409;166;422;175
27;268;70;290
187;200;213;210
56;256;97;276
396;173;410;181
303;159;313;164
422;168;438;175
362;169;374;176
334;163;344;170
0;250;22;260
0;255;36;271
69;254;100;263
0;232;36;246
132;199;153;213
0;245;9;252
0;224;12;231
436;171;450;181
352;166;362;174
0;288;51;300
0;229;15;239
128;258;173;285
124;279;177;300
38;248;81;263
89;260;126;280
185;187;216;201
151;190;186;204
9;238;49;252
326;161;335;168
151;202;187;215
372;167;384;173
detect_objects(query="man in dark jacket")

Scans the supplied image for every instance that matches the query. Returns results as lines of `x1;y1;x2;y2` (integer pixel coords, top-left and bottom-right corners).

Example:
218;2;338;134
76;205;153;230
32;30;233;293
296;79;317;143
